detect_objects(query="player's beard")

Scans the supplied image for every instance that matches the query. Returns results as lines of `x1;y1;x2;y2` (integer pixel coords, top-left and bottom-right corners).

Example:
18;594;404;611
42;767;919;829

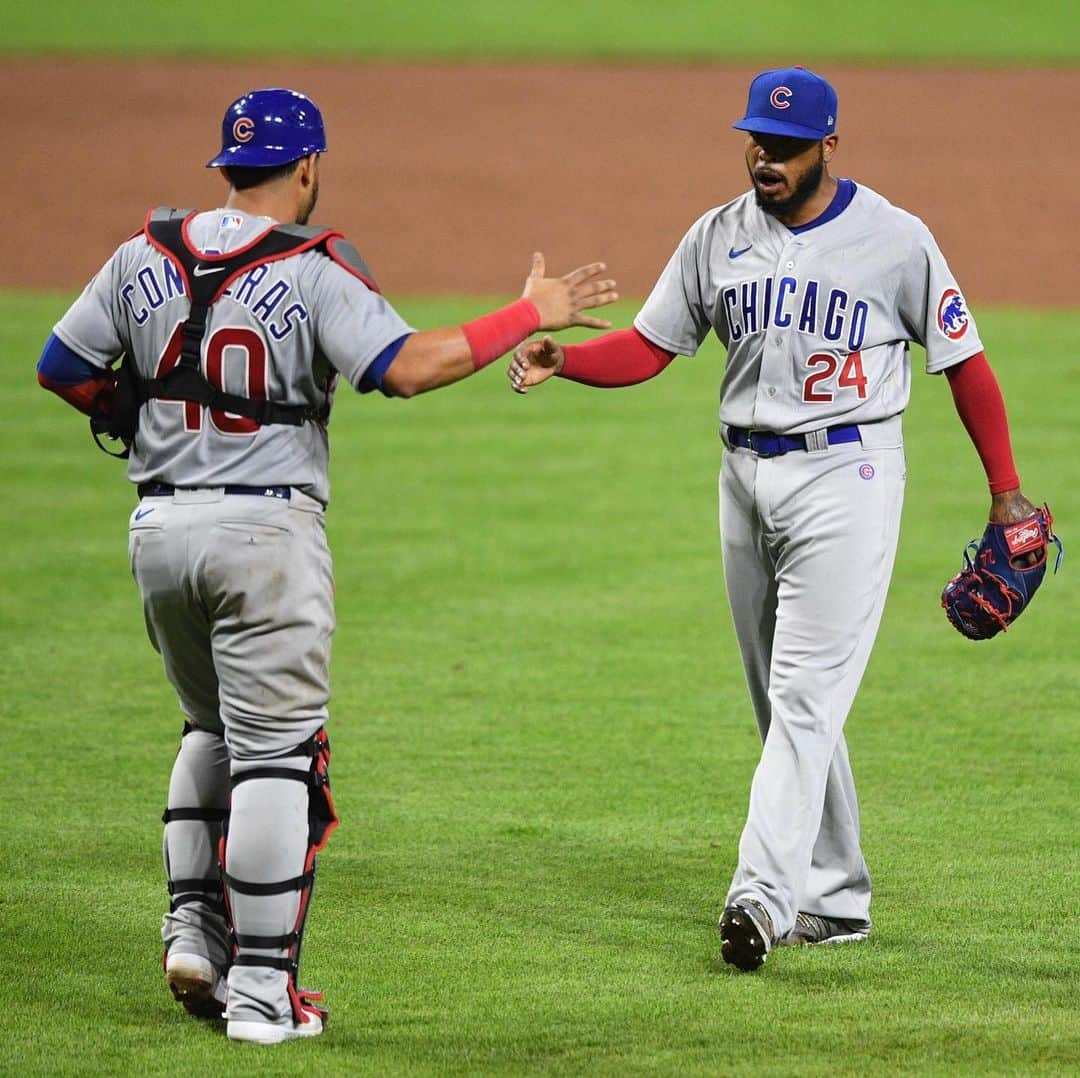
751;149;825;219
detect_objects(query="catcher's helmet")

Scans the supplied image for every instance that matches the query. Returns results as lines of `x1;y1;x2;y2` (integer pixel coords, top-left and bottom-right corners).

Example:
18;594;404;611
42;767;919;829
207;88;327;168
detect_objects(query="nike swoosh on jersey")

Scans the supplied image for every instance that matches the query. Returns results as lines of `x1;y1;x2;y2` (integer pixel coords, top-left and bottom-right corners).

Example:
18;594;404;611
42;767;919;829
134;507;156;521
728;244;753;259
192;264;227;277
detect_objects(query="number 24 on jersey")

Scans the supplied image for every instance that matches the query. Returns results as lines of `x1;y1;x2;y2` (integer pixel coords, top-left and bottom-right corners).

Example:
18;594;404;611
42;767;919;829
802;350;868;403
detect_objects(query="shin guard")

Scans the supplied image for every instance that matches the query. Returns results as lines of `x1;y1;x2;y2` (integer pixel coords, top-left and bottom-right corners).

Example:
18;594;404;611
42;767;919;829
221;728;339;1026
162;722;231;983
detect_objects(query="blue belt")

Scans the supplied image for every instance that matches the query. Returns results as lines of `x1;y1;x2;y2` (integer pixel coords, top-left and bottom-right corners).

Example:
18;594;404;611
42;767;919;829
726;425;861;458
137;482;290;500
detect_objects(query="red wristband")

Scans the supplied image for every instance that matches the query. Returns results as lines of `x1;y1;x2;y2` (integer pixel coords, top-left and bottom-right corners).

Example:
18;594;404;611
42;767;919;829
461;298;541;370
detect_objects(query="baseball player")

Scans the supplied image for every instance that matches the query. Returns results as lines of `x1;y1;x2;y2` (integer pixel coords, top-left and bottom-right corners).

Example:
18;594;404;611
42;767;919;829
36;87;617;1041
508;67;1048;971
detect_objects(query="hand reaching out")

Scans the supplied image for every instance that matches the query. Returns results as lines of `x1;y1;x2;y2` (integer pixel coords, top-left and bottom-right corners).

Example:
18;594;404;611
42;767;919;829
521;253;617;332
509;336;564;394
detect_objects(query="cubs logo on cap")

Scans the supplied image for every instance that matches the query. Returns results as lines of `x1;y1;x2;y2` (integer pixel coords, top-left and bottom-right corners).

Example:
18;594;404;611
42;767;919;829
937;288;970;341
733;67;838;141
770;86;793;110
232;117;255;144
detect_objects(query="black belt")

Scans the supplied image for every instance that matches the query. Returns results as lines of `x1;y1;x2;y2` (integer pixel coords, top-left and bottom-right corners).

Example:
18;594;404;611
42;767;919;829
138;482;290;500
725;425;861;458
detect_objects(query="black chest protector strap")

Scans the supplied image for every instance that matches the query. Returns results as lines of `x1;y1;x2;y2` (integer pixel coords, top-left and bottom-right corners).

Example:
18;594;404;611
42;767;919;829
90;209;380;458
138;210;337;428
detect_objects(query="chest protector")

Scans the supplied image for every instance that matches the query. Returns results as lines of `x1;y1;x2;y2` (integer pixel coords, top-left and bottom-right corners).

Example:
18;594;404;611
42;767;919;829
92;206;379;457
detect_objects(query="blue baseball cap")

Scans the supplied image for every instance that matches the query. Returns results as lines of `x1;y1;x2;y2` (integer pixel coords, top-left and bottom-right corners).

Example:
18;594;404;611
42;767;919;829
207;88;327;168
732;67;838;141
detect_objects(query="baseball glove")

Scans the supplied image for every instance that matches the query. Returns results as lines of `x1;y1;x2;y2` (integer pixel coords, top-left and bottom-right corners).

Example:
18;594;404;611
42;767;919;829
89;356;137;459
941;504;1062;639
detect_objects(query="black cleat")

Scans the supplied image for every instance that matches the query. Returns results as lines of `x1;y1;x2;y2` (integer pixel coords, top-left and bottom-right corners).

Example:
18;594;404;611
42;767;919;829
778;911;870;947
719;900;774;972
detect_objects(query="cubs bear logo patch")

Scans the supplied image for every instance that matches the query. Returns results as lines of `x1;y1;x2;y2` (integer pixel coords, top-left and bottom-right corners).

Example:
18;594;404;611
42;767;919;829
937;288;969;341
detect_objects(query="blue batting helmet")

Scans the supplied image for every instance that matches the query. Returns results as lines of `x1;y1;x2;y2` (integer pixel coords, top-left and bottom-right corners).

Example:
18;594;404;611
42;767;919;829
207;88;327;168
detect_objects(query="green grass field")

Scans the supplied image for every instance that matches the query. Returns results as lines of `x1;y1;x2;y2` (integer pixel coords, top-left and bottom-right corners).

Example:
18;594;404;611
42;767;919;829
4;0;1080;61
2;295;1077;1074
6;0;1079;1068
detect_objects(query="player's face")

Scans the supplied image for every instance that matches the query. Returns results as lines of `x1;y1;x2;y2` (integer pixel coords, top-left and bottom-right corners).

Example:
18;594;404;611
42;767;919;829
745;133;829;218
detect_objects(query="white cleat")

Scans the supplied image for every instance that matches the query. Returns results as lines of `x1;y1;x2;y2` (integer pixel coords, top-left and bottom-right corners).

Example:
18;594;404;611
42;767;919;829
165;952;227;1019
227;1004;325;1044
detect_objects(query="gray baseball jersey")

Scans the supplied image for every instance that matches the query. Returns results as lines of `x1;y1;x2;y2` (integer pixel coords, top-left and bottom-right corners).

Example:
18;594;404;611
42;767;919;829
53;209;414;504
634;182;982;434
630;178;987;946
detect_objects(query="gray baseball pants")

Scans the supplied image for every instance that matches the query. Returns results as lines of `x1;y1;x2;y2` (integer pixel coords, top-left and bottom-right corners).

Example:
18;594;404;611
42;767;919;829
129;486;334;1027
719;418;906;938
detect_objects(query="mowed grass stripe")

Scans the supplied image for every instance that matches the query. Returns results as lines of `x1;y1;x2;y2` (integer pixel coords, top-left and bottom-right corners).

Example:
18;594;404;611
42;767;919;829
4;0;1080;62
1;294;1077;1075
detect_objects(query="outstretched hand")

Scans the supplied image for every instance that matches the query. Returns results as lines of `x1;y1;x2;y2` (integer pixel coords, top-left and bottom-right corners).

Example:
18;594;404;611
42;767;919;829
508;336;563;394
521;253;617;332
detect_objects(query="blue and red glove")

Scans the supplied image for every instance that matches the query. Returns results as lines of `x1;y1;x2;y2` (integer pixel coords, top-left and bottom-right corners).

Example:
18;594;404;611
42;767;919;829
942;505;1063;639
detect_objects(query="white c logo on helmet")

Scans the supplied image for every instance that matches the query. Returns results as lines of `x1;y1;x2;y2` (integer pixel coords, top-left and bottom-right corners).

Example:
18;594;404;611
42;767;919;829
770;86;793;110
233;117;255;143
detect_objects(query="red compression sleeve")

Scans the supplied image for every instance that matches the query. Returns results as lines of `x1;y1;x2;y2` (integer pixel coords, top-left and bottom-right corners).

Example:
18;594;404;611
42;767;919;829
461;298;541;370
944;351;1021;494
558;328;675;387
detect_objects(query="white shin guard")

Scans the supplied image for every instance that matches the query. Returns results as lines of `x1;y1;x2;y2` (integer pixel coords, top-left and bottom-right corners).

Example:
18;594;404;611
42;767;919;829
221;729;338;1026
162;723;231;973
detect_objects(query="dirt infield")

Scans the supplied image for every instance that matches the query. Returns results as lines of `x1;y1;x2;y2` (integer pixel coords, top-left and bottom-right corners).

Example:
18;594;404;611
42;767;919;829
6;59;1078;305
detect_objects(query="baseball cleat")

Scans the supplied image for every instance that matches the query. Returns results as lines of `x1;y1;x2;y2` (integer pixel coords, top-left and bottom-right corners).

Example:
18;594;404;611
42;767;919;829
165;952;227;1019
778;912;871;947
227;1003;326;1044
719;899;775;971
